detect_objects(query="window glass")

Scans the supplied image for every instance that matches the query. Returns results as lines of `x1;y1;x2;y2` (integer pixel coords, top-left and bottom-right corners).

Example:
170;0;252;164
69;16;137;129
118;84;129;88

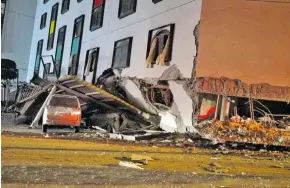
40;13;46;29
119;0;136;18
49;96;79;108
61;0;70;13
112;38;132;69
57;27;65;45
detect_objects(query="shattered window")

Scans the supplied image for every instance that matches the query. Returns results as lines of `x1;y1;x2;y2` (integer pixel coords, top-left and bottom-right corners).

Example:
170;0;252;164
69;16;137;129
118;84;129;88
112;37;132;69
43;63;50;79
146;24;174;68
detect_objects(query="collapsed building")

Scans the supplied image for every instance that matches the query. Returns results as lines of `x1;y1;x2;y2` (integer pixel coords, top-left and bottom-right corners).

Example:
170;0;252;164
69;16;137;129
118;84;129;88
8;0;290;146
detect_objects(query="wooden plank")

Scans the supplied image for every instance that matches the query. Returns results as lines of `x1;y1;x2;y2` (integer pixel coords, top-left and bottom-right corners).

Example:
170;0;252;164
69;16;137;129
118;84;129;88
69;84;85;89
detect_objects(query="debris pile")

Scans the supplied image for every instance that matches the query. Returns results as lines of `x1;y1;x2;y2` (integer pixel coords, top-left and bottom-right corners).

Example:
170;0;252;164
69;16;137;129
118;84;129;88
197;119;290;147
6;71;290;149
8;74;162;136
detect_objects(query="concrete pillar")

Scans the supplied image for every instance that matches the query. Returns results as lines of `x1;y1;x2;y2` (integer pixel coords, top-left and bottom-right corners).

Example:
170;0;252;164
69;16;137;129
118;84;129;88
220;96;230;121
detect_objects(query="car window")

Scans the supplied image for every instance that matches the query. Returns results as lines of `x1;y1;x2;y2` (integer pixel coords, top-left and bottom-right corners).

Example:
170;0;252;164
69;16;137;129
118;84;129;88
49;96;79;108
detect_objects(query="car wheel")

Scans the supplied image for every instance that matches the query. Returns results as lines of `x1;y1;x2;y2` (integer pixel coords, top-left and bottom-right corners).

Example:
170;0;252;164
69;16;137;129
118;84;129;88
75;126;80;133
42;124;48;133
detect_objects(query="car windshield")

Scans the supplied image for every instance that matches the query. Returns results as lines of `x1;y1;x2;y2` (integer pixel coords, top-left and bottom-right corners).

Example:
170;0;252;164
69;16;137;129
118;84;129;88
49;96;79;108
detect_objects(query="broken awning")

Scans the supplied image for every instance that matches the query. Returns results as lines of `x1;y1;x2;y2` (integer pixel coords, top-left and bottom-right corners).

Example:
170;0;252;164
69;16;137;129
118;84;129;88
197;77;290;102
56;75;151;119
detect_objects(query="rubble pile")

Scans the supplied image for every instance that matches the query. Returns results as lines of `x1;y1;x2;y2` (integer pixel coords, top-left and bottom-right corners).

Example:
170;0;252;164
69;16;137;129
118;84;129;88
197;119;290;147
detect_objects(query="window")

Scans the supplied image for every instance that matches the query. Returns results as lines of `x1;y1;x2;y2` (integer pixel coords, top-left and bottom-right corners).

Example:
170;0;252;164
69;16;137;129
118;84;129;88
146;24;175;68
90;0;105;31
152;0;162;3
43;63;51;80
61;0;70;14
83;48;99;84
40;13;47;29
47;3;59;50
44;0;49;4
118;0;137;19
34;40;43;75
49;96;78;108
77;0;83;2
57;26;66;45
112;37;133;69
69;15;85;75
74;20;82;38
55;26;66;78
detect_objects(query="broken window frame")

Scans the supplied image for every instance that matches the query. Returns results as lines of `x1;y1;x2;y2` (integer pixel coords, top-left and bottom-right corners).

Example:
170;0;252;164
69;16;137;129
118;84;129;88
118;0;137;19
146;24;175;66
40;13;47;30
90;0;105;31
68;15;85;76
61;0;70;14
47;3;59;50
83;47;99;84
43;63;51;80
34;40;44;76
111;37;133;69
54;25;67;78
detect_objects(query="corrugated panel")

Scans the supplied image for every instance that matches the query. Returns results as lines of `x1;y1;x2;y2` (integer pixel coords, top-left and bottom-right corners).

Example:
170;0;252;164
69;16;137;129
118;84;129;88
58;75;142;114
19;86;43;115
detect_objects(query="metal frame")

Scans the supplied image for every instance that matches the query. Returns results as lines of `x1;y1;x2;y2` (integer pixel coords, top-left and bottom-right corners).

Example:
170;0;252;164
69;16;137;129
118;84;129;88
40;55;58;78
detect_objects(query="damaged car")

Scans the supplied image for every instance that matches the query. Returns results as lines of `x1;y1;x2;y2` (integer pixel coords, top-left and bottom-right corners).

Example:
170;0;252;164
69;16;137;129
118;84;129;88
42;94;81;133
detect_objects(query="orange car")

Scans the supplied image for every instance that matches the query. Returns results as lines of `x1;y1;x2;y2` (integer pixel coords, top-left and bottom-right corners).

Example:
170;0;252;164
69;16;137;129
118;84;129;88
42;94;81;133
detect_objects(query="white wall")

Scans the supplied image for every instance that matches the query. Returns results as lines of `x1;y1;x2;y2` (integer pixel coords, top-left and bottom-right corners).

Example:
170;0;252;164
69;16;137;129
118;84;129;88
27;0;201;82
26;0;202;129
1;0;37;81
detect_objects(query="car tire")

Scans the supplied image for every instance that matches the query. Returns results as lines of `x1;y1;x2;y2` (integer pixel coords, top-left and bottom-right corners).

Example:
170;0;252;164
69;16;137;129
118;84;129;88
42;124;48;133
75;126;80;133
